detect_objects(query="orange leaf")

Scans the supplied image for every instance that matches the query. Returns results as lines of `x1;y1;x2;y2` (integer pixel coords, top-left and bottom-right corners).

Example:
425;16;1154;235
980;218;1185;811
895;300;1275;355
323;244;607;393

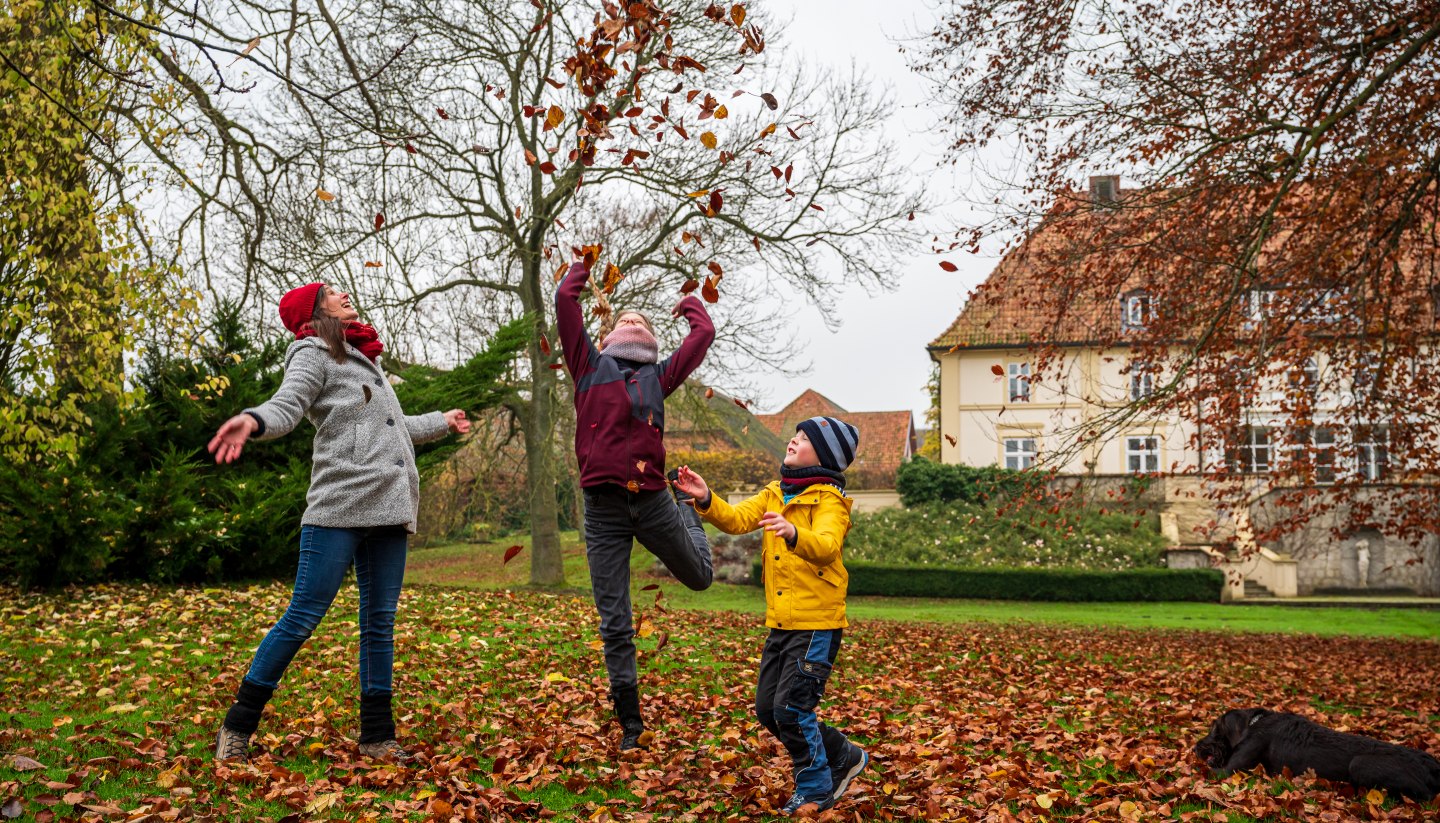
503;545;524;565
635;460;647;472
700;131;718;149
686;189;710;198
945;434;957;447
714;104;728;119
315;188;336;201
524;149;538;166
544;105;565;130
705;387;715;399
760;122;777;138
940;261;958;272
539;334;551;355
626;480;640;493
990;364;1004;376
363;261;383;268
730;4;746;26
680;279;700;295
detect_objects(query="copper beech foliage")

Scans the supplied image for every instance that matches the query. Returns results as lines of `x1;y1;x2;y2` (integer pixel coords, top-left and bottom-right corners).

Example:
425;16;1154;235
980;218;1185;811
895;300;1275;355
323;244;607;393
919;1;1440;547
0;584;1437;820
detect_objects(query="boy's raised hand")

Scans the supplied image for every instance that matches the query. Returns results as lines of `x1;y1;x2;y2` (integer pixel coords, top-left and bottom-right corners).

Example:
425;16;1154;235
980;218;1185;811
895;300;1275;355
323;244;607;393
759;511;796;543
672;465;709;503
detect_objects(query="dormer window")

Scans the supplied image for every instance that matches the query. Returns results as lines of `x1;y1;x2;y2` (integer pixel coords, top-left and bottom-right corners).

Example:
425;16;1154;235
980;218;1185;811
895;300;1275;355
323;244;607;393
1122;290;1152;331
1089;175;1121;206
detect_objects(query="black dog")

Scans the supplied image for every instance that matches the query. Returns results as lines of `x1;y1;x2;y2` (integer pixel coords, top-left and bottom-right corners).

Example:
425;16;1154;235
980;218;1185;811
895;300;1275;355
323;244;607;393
1194;708;1440;801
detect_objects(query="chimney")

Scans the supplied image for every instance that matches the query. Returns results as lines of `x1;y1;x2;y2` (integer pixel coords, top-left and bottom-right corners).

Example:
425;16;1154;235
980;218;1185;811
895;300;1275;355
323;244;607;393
1089;175;1121;206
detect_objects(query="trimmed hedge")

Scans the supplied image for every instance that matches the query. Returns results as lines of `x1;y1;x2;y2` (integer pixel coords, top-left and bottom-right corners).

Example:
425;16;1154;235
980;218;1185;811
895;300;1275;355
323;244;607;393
752;560;1223;602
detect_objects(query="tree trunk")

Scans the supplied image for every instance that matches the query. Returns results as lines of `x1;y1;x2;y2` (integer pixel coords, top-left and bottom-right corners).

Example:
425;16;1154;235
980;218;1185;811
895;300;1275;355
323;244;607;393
520;256;566;586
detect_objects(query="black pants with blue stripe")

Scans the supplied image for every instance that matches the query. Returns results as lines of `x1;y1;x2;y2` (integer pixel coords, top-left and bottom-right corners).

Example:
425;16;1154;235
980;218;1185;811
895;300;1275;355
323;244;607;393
755;628;851;799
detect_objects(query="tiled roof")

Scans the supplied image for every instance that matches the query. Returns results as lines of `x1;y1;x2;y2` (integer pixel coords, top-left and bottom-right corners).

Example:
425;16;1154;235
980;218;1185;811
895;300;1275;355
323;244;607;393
755;389;847;437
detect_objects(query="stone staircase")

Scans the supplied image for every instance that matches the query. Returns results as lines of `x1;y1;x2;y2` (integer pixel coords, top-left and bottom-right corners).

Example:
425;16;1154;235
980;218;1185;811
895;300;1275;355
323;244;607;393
1243;579;1277;600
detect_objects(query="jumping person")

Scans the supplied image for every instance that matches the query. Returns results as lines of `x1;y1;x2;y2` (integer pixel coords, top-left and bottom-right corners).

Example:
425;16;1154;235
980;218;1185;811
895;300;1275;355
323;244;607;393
207;282;470;762
673;417;870;815
555;251;715;751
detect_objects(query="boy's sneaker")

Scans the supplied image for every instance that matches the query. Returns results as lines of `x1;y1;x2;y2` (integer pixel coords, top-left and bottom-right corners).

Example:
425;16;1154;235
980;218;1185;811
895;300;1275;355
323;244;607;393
780;792;834;816
830;744;870;801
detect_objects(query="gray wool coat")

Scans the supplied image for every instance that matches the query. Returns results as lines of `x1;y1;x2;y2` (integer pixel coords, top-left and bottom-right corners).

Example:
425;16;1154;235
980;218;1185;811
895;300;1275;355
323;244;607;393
244;338;450;534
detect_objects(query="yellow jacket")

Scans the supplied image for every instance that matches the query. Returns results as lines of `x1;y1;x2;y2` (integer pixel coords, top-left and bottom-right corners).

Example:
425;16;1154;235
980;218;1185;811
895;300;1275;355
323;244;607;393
696;481;853;630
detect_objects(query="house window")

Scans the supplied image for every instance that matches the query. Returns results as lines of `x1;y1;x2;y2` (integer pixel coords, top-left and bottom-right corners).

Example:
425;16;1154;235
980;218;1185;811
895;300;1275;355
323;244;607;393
1295;426;1336;485
1122;292;1152;331
1004;437;1037;470
1008;362;1031;402
1236;426;1272;473
1305;288;1345;323
1245;289;1278;324
1129;365;1154;401
1355;424;1389;481
1089;175;1120;205
1125;436;1159;474
1352;352;1380;403
1286;357;1320;400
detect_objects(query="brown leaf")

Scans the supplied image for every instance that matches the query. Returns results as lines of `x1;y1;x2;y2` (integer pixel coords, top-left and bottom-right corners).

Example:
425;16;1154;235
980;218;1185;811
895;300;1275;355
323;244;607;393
701;276;720;303
760;92;778;110
680;279;700;295
705;387;715;399
990;364;1005;376
539;334;551;355
732;397;747;409
730;4;746;26
539;161;557;174
10;755;43;771
544;105;565;130
940;261;958;272
503;545;524;565
945;433;957;447
315;188;336;202
436;107;449;119
373;213;385;231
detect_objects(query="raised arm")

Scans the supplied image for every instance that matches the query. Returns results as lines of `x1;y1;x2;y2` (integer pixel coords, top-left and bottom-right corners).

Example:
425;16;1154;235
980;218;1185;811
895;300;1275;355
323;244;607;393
243;347;328;441
403;411;450;445
789;502;851;568
695;490;769;535
554;261;599;381
659;295;714;396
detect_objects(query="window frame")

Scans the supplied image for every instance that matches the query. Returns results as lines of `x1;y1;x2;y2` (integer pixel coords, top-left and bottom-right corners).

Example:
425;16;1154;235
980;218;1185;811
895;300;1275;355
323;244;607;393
1007;362;1032;403
1003;437;1037;470
1125;436;1159;474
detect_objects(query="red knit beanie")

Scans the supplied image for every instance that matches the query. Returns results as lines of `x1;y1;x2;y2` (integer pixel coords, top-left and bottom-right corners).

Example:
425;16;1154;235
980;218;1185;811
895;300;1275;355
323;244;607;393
278;283;325;337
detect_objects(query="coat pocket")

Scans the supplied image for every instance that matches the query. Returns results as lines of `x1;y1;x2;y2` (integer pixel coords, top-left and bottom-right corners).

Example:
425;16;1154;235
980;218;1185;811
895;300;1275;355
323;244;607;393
785;657;833;713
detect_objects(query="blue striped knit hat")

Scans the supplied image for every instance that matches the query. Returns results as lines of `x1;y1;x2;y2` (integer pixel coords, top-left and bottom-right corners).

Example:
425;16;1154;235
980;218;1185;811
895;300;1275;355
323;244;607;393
795;416;860;472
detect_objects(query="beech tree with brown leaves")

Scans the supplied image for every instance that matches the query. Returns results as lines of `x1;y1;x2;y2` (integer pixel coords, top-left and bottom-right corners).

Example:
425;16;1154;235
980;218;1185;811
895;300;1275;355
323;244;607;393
918;1;1440;557
85;0;921;585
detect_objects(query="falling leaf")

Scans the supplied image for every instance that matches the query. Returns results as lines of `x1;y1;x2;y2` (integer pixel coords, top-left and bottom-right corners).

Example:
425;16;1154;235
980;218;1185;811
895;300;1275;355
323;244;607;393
625;480;640;493
373;213;385;231
732;397;747;409
524;149;538;166
945;434;957;447
809;203;824;212
714;104;728;119
940;261;958;272
708;190;724;214
539;161;557;174
730;4;746;26
686;189;710;198
705;387;715;399
545;105;565;130
503;544;524;565
635;460;647;473
990;364;1005;376
436;107;449;119
548;363;565;370
760;122;777;138
700;132;718;149
226;37;260;66
539;334;551;355
701;276;720;303
760;92;778;110
315;188;336;202
363;261;383;268
680;279;700;295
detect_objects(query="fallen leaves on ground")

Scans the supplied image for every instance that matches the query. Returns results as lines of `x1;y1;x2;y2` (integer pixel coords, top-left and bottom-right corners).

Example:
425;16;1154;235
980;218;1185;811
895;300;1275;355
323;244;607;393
0;582;1436;820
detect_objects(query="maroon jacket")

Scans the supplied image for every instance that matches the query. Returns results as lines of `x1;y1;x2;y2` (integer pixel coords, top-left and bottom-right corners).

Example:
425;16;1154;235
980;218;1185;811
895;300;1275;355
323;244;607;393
556;262;714;491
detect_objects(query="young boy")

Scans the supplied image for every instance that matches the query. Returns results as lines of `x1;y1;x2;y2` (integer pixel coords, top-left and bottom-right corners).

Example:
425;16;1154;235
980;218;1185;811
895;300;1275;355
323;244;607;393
673;416;870;815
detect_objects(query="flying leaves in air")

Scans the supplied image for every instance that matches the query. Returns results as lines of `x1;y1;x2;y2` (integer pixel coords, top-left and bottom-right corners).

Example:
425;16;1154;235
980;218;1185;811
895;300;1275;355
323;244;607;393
940;261;958;272
991;364;1005;376
503;545;524;565
373;213;385;231
315;189;336;202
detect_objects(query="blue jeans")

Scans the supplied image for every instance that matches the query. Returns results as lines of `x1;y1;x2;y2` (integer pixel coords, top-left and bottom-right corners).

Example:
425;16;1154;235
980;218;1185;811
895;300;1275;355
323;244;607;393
243;524;408;696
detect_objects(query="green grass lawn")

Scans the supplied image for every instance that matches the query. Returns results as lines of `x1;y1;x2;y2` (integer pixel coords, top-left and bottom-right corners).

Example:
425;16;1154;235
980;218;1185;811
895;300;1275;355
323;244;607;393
408;532;1440;639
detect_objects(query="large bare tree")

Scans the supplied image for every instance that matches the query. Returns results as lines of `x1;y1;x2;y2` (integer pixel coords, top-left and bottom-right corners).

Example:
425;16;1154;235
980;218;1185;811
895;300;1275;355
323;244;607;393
96;0;921;583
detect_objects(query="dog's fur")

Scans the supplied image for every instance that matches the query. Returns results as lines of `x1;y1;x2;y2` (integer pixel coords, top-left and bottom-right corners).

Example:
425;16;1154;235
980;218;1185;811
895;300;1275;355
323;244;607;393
1194;708;1440;801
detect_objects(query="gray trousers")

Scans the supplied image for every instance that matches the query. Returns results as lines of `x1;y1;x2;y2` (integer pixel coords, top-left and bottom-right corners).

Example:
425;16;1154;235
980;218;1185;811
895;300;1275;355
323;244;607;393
583;485;712;691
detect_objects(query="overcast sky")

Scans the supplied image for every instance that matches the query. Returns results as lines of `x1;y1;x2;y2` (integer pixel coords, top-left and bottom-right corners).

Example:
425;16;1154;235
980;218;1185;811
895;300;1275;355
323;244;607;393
742;0;997;422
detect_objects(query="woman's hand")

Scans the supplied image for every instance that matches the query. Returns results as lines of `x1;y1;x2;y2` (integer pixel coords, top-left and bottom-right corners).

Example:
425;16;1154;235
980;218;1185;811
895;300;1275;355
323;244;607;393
208;414;258;464
672;465;709;504
759;511;797;543
444;409;471;435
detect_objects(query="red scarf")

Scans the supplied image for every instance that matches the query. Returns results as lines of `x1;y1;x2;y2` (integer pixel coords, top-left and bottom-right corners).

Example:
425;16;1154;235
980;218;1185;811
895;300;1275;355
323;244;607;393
297;321;385;363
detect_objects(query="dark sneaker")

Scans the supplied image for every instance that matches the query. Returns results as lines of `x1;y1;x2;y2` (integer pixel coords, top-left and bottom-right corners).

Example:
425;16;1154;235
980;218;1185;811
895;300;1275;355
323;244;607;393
830;744;869;801
666;468;694;504
780;792;834;816
357;739;413;761
620;726;654;751
214;725;252;761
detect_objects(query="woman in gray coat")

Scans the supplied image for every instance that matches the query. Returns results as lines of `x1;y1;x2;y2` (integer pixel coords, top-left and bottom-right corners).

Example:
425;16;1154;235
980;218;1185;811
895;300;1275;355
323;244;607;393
207;282;469;762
